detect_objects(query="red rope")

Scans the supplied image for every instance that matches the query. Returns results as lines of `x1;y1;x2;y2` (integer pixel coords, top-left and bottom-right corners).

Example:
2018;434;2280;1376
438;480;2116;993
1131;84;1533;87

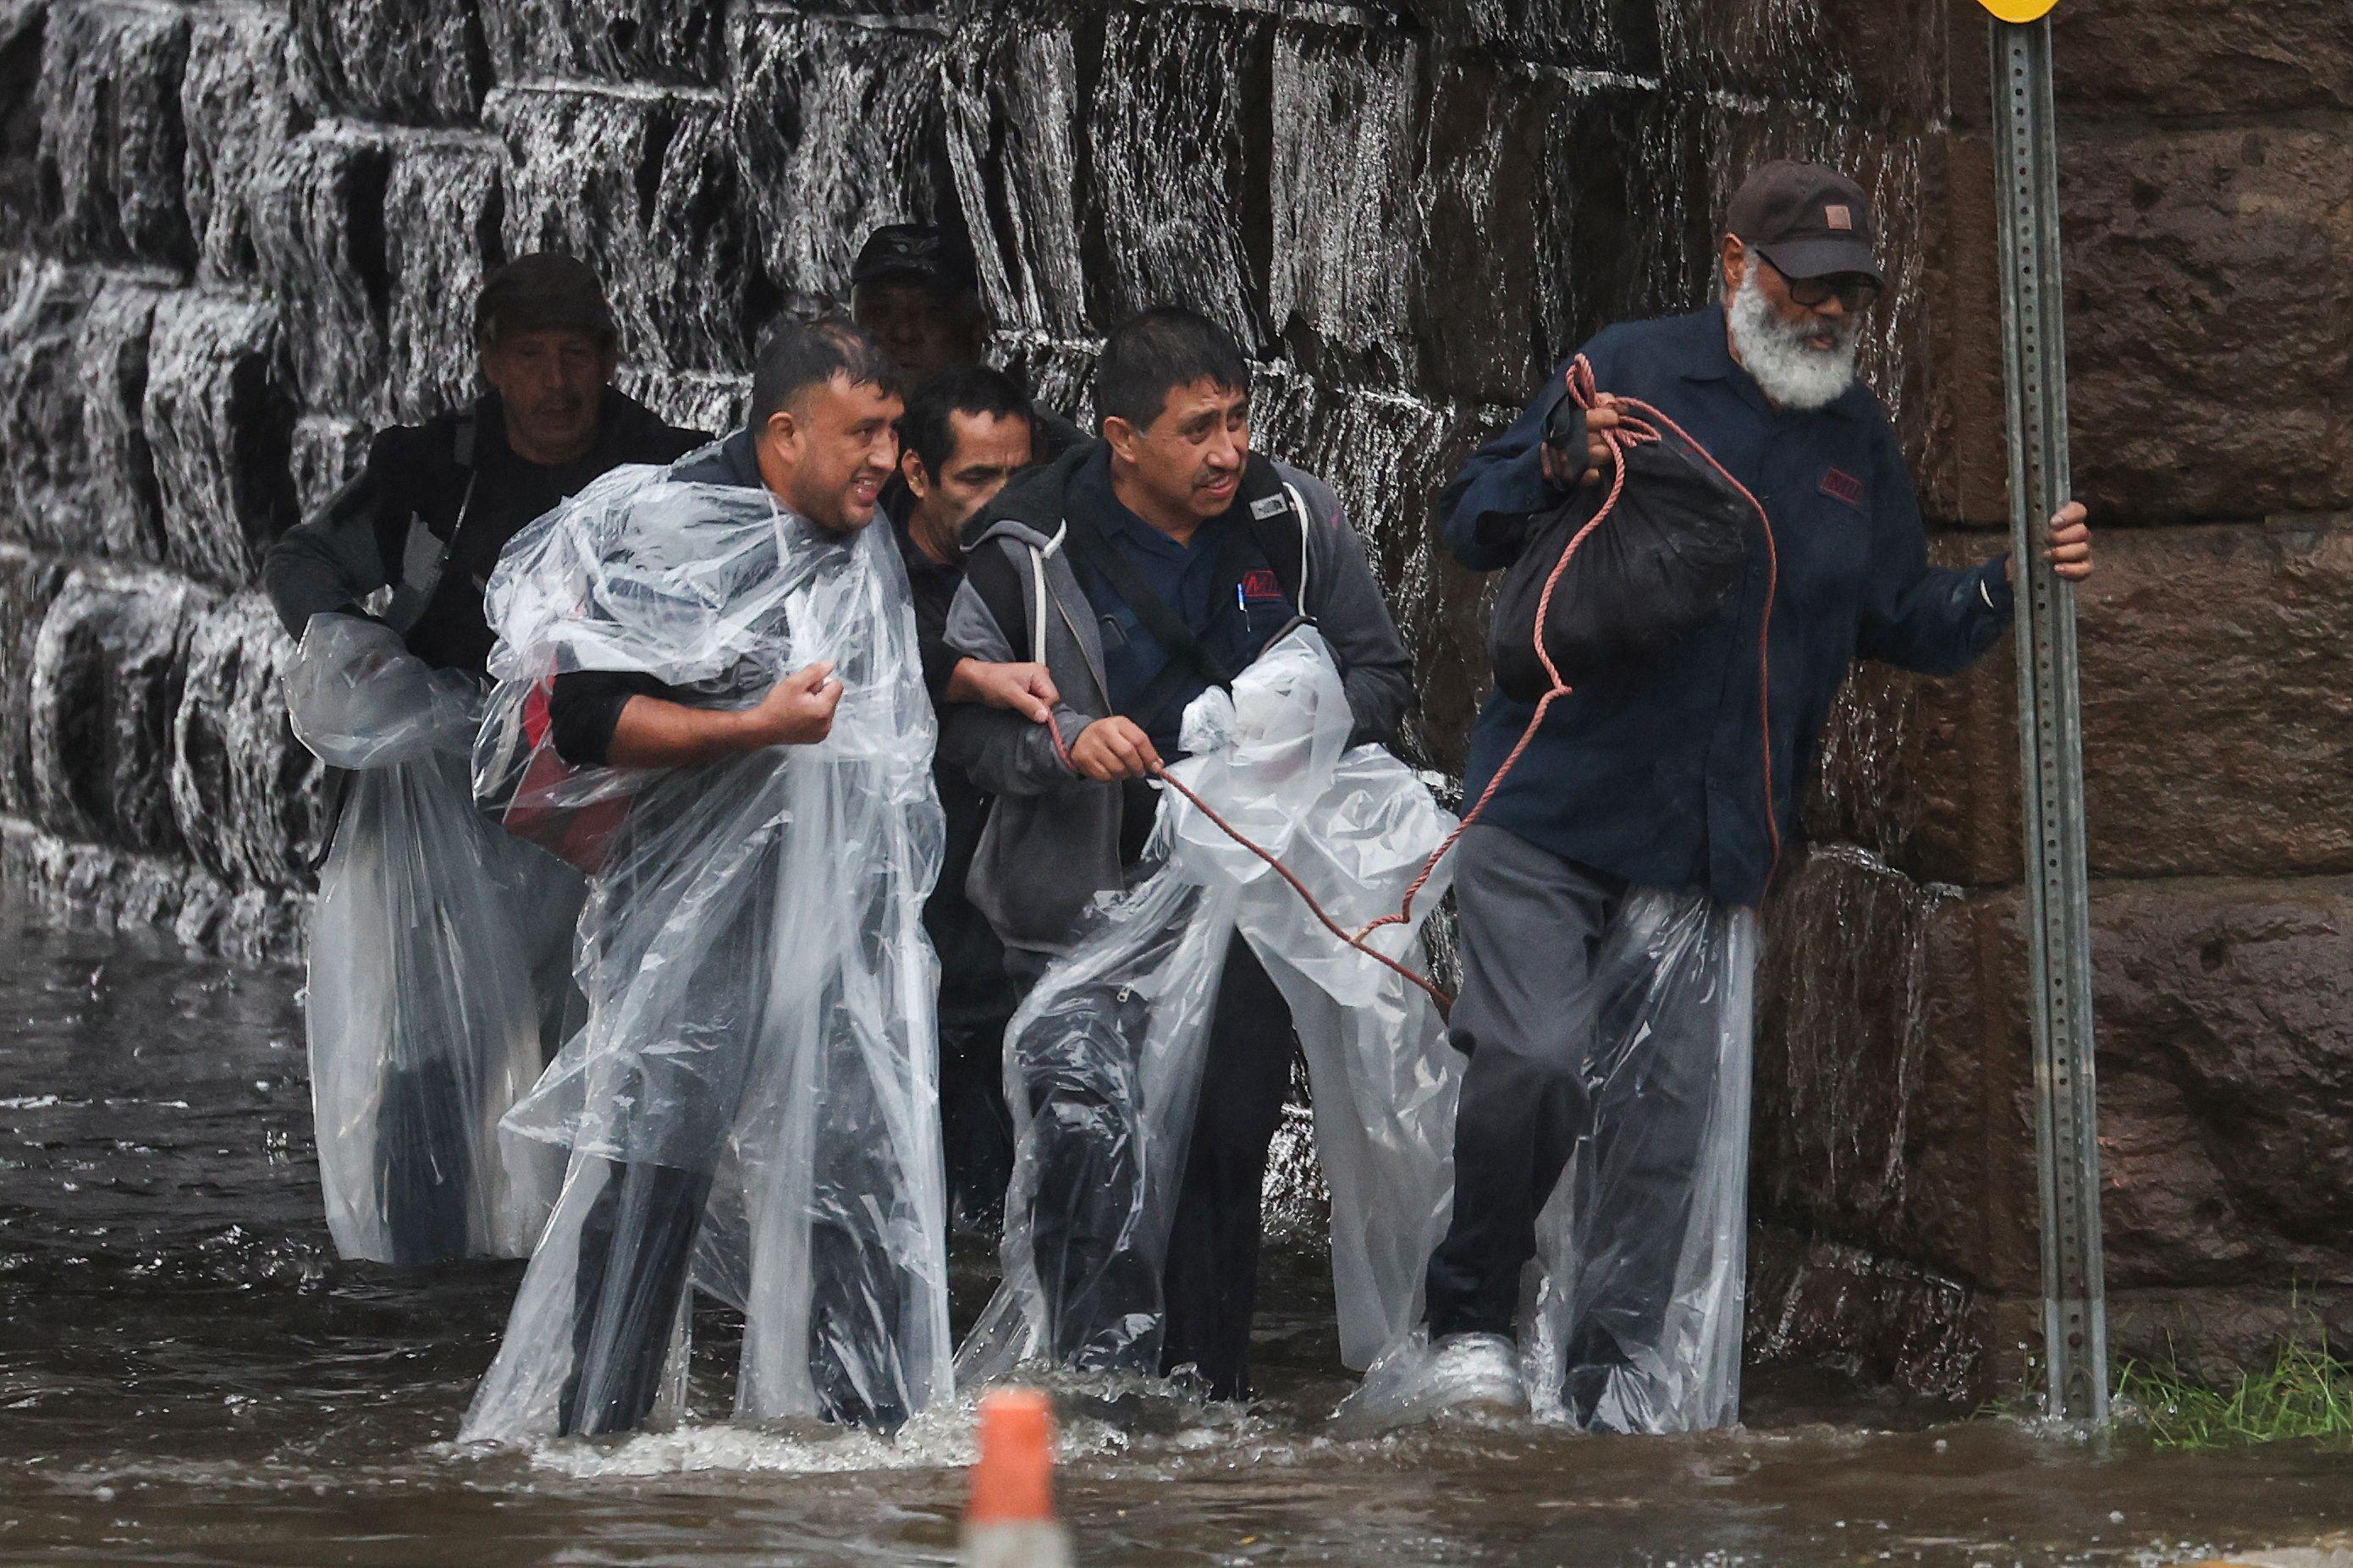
1044;355;1781;1017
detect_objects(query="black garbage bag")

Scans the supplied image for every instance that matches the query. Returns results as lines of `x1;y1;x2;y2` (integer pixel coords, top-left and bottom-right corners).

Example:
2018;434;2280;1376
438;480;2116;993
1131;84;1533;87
1487;416;1753;703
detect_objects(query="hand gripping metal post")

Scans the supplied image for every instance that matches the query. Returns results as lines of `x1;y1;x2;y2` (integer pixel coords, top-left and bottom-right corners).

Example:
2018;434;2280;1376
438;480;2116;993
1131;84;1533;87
1988;11;2108;1423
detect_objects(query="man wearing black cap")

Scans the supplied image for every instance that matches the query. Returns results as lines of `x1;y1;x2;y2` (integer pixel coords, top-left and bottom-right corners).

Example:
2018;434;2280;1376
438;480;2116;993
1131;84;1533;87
1393;161;2095;1428
267;253;709;674
266;254;707;1266
852;223;1083;452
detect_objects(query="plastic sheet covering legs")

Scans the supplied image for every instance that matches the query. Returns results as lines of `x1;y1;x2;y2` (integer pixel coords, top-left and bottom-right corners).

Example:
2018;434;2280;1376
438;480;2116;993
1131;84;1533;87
1344;887;1759;1433
457;459;947;1443
959;629;1462;1392
1534;895;1756;1431
285;614;579;1264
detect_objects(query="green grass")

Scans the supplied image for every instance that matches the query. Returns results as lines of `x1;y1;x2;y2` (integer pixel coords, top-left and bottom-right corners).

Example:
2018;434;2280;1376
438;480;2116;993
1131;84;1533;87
2117;1330;2353;1451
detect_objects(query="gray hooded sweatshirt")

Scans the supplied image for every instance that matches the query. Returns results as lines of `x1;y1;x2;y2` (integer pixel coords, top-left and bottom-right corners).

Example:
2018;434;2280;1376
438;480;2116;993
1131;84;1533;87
940;441;1414;963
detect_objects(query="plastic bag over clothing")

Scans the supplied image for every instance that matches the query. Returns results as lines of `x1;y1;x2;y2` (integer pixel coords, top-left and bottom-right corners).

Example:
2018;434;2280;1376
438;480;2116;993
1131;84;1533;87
284;613;580;1265
1341;894;1758;1433
455;461;950;1442
1487;422;1750;703
958;629;1461;1386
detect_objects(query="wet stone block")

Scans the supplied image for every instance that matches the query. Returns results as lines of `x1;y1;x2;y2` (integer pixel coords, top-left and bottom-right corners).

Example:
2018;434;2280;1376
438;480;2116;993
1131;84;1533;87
1408;58;1546;404
76;276;169;561
288;0;485;127
180;2;298;285
288;413;371;520
493;85;746;371
481;0;724;87
1267;23;1419;383
0;3;47;236
34;0;192;265
28;568;211;854
0;256;96;553
0;545;67;819
615;365;741;441
1533;85;1711;370
383;134;503;424
141;290;296;583
1399;0;1655;73
2053;0;2353;118
2062;124;2353;520
1084;5;1270;353
731;13;951;320
172;593;324;889
1656;0;1945;125
944;27;1085;341
251;126;393;417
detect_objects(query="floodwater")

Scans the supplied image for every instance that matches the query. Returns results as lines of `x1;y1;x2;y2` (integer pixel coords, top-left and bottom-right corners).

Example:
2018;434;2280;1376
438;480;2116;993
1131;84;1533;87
5;905;2352;1568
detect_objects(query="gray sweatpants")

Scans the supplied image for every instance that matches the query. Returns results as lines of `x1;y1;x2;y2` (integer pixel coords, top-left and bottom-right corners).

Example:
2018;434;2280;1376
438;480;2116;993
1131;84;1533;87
1423;824;1739;1413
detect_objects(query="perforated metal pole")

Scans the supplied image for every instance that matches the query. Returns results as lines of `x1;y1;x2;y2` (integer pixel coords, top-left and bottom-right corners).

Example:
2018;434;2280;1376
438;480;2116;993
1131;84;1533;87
1987;13;2108;1424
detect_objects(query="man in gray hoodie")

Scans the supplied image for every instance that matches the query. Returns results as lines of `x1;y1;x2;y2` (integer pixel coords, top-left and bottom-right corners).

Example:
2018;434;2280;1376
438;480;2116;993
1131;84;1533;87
940;306;1413;1398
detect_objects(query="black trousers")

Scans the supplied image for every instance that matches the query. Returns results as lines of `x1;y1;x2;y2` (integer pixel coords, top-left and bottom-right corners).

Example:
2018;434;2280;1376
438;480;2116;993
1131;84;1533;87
552;1154;915;1438
376;1057;473;1265
1422;826;1725;1420
1017;933;1296;1401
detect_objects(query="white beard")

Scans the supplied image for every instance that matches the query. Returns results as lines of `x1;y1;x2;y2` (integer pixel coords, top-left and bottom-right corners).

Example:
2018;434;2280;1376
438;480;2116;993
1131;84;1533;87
1726;266;1860;412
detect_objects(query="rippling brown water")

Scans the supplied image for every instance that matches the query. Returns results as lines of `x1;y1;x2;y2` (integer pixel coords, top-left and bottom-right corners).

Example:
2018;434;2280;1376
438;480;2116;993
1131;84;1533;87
5;905;2351;1566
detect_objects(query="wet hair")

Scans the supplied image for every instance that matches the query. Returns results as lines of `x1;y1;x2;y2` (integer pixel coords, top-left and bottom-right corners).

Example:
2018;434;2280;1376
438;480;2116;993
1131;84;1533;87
1094;306;1249;432
749;316;903;425
899;366;1036;479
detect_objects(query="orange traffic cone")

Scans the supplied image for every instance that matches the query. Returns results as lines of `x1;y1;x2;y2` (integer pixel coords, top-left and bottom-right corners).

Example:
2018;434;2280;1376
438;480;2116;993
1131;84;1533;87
960;1387;1072;1568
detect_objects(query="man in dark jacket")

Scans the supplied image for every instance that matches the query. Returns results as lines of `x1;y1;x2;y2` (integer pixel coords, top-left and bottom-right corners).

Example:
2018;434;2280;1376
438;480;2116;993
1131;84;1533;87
885;366;1055;1228
1408;161;2094;1428
266;253;707;676
940;305;1414;1400
266;255;705;1267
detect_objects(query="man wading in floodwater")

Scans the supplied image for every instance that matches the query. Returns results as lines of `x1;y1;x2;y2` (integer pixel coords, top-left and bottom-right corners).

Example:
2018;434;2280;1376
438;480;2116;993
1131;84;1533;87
461;320;956;1440
882;366;1056;1228
1397;162;2095;1429
940;306;1413;1400
266;256;703;1265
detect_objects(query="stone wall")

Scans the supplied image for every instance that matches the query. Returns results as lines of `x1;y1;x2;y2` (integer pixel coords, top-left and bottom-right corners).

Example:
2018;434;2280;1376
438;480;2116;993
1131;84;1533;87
0;0;2343;1395
1749;0;2353;1400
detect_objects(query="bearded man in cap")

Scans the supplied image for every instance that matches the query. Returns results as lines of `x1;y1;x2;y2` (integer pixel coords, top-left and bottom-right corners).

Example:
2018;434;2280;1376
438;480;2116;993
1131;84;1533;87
267;254;707;1266
1391;162;2095;1428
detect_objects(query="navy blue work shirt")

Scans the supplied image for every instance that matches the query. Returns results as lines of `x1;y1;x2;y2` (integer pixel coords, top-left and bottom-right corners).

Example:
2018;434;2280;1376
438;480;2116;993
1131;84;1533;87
1066;447;1292;756
1444;304;2014;908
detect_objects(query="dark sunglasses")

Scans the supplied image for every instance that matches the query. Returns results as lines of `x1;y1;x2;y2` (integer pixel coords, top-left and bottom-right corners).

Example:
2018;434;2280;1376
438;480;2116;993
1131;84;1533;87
1777;267;1882;311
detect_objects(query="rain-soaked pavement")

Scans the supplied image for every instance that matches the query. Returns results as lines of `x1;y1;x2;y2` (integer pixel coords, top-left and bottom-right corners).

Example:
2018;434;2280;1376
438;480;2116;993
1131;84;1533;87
5;901;2353;1566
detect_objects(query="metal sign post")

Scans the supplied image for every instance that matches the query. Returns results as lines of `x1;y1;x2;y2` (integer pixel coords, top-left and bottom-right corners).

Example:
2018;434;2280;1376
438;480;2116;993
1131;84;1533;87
1983;3;2108;1423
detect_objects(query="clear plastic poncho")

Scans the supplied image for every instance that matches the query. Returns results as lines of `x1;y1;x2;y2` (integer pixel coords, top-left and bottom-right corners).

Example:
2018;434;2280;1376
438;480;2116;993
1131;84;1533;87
1340;890;1759;1433
284;613;581;1265
455;460;949;1443
957;628;1462;1386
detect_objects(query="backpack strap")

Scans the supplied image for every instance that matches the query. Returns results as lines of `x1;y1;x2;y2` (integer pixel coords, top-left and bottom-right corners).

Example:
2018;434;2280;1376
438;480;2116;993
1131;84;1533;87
383;412;479;636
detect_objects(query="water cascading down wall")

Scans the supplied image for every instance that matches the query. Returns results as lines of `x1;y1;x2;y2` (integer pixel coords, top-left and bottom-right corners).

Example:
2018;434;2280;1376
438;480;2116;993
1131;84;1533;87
3;0;2346;1400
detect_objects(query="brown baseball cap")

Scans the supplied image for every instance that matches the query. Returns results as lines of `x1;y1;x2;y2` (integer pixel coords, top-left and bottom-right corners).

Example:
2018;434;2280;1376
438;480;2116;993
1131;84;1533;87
473;252;618;345
1725;160;1884;286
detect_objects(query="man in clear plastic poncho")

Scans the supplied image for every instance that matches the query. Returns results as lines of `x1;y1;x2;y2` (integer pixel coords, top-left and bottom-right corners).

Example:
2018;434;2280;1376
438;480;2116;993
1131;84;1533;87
272;256;707;1265
459;320;950;1442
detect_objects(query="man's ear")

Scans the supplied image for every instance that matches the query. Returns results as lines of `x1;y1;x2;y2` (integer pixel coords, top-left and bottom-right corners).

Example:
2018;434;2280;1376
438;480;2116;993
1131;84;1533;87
1101;414;1140;465
1720;234;1746;296
901;447;933;500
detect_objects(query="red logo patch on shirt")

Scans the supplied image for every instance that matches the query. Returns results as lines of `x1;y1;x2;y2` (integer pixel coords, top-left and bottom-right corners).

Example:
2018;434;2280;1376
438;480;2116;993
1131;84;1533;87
1241;568;1284;602
1819;467;1865;507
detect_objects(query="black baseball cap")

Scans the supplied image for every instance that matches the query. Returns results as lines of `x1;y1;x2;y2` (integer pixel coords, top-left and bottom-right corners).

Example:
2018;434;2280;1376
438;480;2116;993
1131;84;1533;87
851;223;978;294
1725;160;1884;286
473;252;618;345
